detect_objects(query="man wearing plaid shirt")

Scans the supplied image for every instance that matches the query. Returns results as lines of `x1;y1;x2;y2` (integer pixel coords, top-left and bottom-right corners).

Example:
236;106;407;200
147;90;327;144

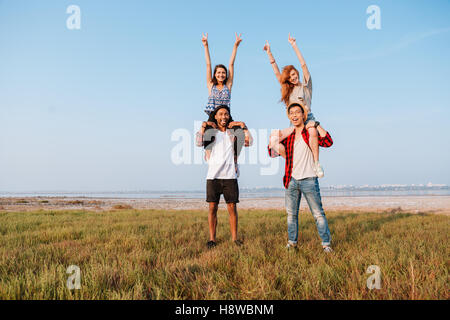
268;103;334;252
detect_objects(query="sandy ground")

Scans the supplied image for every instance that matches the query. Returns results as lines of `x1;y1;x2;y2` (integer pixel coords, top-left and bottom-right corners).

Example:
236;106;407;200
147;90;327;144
1;196;450;215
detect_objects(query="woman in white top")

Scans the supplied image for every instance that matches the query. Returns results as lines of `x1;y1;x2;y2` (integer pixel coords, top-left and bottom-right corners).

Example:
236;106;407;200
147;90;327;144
264;34;324;177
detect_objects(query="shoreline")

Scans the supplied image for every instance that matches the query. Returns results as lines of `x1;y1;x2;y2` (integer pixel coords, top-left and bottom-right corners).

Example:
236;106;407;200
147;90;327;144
2;193;450;199
1;195;449;215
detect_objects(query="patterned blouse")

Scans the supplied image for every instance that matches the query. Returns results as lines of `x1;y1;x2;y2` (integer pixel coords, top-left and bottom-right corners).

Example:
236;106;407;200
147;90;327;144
205;84;231;115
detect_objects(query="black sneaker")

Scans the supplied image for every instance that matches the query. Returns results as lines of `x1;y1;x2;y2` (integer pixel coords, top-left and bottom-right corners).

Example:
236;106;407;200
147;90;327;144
234;240;243;246
207;241;216;249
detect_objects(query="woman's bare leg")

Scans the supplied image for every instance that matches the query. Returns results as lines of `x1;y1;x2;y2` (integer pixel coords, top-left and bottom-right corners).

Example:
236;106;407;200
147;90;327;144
269;127;294;156
306;123;319;162
280;126;295;140
306;122;324;177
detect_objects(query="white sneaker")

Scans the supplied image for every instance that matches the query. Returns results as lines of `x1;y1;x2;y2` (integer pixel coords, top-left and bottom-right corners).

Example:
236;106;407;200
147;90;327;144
323;246;333;253
315;161;324;178
286;243;298;251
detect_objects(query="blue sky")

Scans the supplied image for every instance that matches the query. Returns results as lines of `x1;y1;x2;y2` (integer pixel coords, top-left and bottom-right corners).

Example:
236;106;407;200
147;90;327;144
0;0;449;191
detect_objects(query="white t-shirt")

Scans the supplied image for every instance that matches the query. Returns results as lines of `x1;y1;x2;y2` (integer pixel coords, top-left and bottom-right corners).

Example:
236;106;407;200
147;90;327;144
291;135;317;180
288;75;312;114
206;130;237;180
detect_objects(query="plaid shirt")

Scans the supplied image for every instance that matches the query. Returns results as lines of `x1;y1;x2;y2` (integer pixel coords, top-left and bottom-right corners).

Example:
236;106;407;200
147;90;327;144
268;129;333;189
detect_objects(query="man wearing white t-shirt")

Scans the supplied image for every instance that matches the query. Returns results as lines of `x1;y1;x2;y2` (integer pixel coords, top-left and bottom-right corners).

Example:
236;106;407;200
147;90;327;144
197;105;251;249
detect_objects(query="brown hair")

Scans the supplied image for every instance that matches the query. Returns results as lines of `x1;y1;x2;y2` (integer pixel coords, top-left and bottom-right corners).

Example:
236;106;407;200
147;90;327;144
280;65;299;106
212;64;228;85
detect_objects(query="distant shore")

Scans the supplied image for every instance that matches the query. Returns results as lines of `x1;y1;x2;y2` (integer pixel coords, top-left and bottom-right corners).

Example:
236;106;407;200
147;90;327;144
1;195;449;215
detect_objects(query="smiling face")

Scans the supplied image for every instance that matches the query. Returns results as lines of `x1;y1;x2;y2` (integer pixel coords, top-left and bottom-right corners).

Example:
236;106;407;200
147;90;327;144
214;67;227;84
214;107;230;129
289;69;299;85
288;105;304;127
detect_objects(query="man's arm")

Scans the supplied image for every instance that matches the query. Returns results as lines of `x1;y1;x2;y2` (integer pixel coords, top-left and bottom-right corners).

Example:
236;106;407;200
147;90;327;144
196;121;217;147
229;121;253;147
195;126;206;147
316;126;333;147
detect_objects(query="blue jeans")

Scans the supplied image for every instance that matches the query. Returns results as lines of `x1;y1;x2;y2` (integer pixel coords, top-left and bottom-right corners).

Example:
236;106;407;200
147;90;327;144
285;177;331;246
305;112;315;124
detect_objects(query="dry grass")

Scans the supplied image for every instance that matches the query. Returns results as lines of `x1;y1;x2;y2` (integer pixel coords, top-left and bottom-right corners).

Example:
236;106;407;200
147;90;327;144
0;209;448;300
112;204;133;210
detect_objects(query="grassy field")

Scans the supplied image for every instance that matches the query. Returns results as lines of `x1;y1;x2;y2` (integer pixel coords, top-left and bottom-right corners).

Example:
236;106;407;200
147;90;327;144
0;208;448;299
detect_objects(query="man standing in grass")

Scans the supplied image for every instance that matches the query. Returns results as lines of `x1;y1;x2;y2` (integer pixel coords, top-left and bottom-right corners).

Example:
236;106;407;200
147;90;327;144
268;103;334;252
196;105;251;249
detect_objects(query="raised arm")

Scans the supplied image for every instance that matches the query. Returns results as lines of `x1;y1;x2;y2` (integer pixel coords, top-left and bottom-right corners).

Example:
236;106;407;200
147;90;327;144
202;33;213;92
263;40;282;84
316;124;327;138
316;125;333;148
196;121;218;147
228;121;253;147
288;33;311;84
227;33;242;91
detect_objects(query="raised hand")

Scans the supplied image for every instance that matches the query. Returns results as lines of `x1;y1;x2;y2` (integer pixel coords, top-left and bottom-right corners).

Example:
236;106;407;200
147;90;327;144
288;33;296;47
204;121;217;129
263;40;271;52
227;121;239;128
234;32;242;47
202;33;208;46
228;121;246;129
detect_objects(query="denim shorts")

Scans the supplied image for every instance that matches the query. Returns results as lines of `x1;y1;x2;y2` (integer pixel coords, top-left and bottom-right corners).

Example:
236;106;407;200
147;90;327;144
305;112;315;124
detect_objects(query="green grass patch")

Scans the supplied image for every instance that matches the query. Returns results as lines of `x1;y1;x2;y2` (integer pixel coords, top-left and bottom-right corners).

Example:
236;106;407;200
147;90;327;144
0;209;448;299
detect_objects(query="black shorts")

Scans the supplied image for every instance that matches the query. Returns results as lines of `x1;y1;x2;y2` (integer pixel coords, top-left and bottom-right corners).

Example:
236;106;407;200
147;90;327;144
206;179;239;204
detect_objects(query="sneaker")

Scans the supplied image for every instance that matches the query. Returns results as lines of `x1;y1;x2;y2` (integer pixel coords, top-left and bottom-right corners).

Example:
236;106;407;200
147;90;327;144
315;161;324;178
234;239;243;246
285;243;298;251
323;246;333;253
207;241;216;249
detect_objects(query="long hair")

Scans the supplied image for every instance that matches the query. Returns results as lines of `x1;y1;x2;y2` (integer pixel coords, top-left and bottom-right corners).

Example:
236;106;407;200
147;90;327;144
212;64;228;85
280;65;299;106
